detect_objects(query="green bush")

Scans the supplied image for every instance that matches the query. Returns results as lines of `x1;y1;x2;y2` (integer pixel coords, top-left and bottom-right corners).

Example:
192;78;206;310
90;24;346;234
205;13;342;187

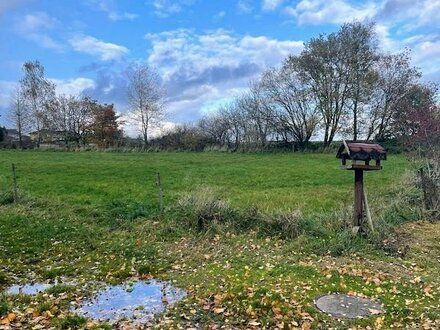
175;187;237;232
54;314;87;329
0;295;9;317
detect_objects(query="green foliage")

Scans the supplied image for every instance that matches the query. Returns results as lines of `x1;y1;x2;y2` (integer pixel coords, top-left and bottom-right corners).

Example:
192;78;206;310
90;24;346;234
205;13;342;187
54;314;87;329
0;271;9;285
0;295;9;316
36;302;52;313
45;284;75;295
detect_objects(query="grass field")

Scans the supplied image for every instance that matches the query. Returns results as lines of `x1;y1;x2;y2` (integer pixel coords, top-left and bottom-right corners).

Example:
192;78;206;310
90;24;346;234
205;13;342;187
0;151;409;212
1;150;439;329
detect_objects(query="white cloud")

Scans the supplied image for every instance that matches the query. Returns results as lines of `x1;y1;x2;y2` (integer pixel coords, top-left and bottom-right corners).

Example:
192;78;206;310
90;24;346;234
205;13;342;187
374;24;397;52
50;78;96;96
122;116;177;138
145;29;303;122
146;29;303;82
237;0;253;14
14;12;63;50
262;0;284;11
374;0;440;31
214;11;226;20
19;11;58;32
151;0;195;18
69;35;129;61
28;34;63;50
285;0;377;25
85;0;139;21
0;81;18;118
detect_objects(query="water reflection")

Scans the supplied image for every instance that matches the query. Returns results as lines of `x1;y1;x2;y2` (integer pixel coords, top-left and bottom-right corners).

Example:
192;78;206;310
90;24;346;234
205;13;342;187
6;283;52;295
73;280;186;323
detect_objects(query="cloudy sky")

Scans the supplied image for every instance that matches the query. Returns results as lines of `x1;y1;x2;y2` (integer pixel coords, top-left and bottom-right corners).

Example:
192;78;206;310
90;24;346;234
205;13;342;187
0;0;439;134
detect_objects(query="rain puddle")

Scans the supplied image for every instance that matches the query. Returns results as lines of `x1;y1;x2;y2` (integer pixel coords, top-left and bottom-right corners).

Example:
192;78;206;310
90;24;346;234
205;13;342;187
6;283;52;295
73;280;186;324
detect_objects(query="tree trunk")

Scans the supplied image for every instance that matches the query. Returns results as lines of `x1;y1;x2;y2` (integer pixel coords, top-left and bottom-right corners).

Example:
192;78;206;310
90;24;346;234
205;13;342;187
353;100;358;141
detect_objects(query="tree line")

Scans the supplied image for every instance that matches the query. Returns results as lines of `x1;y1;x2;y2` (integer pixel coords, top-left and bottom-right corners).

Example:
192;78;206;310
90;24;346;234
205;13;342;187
5;61;123;148
188;22;438;151
3;22;439;152
4;61;165;149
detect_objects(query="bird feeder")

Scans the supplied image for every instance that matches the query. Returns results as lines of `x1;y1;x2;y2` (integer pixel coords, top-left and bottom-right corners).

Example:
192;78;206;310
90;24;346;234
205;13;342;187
336;141;386;229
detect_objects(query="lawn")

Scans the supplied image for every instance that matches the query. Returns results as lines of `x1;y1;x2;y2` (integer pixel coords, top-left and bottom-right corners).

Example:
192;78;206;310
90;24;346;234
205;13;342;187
1;150;439;329
0;150;409;212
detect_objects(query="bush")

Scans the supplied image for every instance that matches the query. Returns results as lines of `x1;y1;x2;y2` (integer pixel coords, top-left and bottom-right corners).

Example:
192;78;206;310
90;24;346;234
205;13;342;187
54;314;87;329
0;295;9;317
260;210;303;239
176;187;236;232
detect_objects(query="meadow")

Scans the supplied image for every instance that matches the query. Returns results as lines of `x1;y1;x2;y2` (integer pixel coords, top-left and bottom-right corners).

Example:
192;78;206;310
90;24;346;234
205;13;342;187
1;150;439;329
0;151;409;212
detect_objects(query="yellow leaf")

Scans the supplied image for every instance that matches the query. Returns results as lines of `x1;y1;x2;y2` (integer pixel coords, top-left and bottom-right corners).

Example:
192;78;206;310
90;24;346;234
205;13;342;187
301;321;311;330
213;307;225;314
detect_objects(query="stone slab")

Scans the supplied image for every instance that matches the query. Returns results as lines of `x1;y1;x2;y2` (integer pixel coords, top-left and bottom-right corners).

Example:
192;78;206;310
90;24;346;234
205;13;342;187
315;294;384;319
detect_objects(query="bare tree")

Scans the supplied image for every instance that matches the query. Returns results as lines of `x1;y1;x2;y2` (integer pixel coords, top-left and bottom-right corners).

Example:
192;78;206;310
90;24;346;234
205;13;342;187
9;86;30;148
366;51;421;141
340;22;378;140
293;22;378;145
293;36;349;146
126;64;165;146
260;64;318;149
199;112;230;146
20;60;56;147
236;83;274;148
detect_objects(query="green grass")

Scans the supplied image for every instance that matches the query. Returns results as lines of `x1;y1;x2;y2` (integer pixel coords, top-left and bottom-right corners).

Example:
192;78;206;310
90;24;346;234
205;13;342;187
1;150;438;329
0;150;408;213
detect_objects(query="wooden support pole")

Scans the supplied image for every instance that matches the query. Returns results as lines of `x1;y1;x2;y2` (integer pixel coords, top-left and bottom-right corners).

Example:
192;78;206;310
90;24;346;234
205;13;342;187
354;169;364;227
363;187;374;233
156;172;164;214
11;163;18;203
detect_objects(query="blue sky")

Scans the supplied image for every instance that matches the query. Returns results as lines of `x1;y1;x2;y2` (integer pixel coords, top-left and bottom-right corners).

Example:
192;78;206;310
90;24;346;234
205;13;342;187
0;0;439;134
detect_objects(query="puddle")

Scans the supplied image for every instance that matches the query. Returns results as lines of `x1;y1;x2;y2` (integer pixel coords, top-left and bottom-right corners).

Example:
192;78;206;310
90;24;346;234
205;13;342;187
73;280;186;324
6;283;52;295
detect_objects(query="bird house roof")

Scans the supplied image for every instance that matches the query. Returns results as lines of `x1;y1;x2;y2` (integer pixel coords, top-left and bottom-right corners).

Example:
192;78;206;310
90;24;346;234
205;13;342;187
336;141;387;161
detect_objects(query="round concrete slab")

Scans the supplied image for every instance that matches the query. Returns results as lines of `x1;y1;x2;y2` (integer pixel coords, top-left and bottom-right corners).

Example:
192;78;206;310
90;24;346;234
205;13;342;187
315;294;384;319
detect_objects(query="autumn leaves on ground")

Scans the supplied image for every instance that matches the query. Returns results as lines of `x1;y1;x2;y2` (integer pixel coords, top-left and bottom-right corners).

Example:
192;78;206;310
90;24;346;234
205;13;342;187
0;151;439;329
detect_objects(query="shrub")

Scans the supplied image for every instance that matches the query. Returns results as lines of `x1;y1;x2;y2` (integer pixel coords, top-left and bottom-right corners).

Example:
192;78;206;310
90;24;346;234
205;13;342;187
54;314;87;329
176;187;236;231
0;295;9;317
260;210;303;239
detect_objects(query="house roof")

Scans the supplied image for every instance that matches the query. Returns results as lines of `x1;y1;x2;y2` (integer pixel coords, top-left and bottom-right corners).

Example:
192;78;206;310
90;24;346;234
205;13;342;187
336;141;387;161
6;129;19;135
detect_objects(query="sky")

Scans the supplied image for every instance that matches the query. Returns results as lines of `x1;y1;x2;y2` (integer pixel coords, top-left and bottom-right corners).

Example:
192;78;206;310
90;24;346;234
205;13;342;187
0;0;439;136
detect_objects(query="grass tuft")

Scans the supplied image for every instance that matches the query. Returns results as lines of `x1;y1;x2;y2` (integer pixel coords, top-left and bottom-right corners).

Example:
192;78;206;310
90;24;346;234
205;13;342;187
54;314;88;329
0;295;9;317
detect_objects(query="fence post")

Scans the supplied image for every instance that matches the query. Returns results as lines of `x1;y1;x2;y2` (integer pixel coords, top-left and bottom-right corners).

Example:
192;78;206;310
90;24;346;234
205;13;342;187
11;163;18;203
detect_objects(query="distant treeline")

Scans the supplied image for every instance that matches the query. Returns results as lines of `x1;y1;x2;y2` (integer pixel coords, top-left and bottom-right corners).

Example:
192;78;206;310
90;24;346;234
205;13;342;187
2;22;439;153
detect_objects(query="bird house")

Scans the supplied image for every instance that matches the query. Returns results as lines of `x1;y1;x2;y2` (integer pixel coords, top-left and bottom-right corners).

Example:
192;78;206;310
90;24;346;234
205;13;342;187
336;141;387;229
336;141;386;171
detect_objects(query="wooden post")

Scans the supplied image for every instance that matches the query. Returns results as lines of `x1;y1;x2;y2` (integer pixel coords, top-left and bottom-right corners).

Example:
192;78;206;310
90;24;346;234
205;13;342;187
156;172;164;214
11;163;18;203
363;187;374;233
354;169;364;227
